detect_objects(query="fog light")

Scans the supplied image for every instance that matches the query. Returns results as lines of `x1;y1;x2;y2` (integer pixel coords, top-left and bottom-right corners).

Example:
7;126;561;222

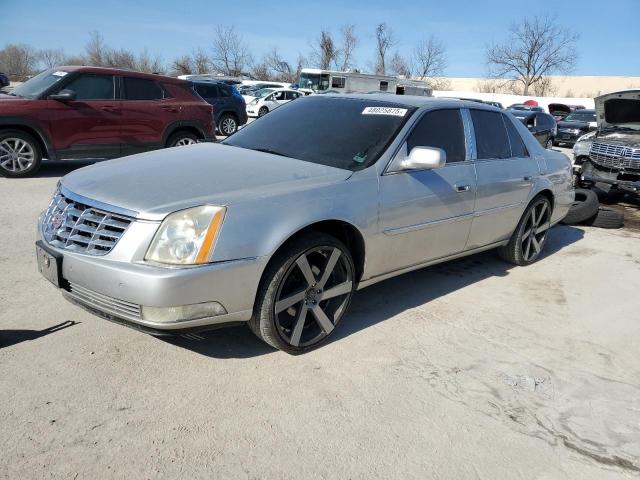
142;302;227;323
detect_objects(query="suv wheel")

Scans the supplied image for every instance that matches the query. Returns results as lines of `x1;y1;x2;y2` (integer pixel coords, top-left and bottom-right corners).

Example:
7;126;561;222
250;232;355;354
167;131;199;147
218;114;238;136
546;138;553;149
0;130;42;178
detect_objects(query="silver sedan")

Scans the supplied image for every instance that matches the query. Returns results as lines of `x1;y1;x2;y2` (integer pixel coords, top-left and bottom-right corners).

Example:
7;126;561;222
36;95;573;353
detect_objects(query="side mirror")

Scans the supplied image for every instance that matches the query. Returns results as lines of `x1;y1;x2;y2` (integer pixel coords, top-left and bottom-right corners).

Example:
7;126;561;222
48;89;76;101
400;146;446;170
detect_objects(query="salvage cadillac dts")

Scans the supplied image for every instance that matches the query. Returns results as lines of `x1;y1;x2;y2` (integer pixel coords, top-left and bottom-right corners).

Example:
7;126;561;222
36;95;573;353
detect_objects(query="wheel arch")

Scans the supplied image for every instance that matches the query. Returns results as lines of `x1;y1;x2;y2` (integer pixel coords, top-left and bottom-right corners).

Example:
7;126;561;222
162;121;207;146
0;119;55;160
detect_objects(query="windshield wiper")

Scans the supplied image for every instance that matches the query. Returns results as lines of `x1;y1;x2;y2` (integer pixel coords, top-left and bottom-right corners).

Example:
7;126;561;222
252;148;290;158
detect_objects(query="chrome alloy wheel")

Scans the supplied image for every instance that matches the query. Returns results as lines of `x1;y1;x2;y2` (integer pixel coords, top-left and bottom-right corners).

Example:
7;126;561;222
274;246;353;348
0;138;35;172
174;137;197;146
521;200;551;262
221;117;237;135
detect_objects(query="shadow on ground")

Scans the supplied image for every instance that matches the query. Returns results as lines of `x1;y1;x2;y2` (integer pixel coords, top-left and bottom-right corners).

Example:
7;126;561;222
32;160;98;178
0;320;79;349
163;225;584;359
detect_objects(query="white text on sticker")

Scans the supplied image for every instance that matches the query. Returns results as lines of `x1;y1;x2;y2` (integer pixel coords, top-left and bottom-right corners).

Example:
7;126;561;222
362;107;407;117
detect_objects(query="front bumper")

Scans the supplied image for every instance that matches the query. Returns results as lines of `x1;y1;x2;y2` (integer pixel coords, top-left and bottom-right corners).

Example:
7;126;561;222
37;234;268;331
581;161;640;195
556;131;582;144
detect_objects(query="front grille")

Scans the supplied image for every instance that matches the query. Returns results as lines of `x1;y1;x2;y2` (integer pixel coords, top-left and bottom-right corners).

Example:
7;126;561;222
67;282;142;319
42;191;132;255
590;142;640;170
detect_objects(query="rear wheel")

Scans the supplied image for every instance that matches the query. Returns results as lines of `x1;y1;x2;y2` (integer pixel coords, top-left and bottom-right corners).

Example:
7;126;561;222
166;131;199;148
250;232;355;354
218;114;238;136
0;130;42;178
498;196;552;266
545;138;553;149
258;106;269;117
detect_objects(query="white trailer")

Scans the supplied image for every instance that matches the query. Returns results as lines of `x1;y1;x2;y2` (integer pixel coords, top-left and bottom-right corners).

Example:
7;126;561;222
297;68;398;94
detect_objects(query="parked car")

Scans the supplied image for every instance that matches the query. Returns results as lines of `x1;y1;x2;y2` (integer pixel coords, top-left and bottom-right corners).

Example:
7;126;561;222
0;66;215;177
238;83;287;97
0;72;9;89
576;90;640;198
191;80;247;136
509;104;544;112
35;95;573;353
245;87;303;117
554;109;597;146
510;111;557;149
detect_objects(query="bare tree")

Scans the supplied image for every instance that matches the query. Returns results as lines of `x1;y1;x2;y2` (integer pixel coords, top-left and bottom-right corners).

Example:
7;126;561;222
38;48;66;68
264;48;298;82
210;25;252;76
250;61;271;81
412;36;446;82
192;48;211;74
310;30;337;70
486;15;578;95
374;23;395;75
389;52;411;77
171;55;195;76
337;24;357;71
0;44;38;80
85;31;108;66
533;76;556;96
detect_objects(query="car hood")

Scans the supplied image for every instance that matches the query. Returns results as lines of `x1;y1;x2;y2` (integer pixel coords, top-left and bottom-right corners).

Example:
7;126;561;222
0;93;33;105
594;90;640;130
60;143;352;220
594;130;640;148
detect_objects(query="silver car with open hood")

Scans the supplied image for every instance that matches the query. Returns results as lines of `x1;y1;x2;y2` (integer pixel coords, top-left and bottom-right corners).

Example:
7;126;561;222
36;94;573;353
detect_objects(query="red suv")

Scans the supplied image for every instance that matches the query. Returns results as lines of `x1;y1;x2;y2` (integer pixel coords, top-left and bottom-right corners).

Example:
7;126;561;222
0;66;216;177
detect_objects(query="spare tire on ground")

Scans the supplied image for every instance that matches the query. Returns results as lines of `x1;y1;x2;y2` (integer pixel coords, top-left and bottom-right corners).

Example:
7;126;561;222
583;207;624;229
561;188;600;225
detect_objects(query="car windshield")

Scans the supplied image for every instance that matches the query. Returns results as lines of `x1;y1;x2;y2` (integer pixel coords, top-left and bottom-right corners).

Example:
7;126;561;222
11;68;68;98
253;88;274;98
566;112;596;122
223;96;415;171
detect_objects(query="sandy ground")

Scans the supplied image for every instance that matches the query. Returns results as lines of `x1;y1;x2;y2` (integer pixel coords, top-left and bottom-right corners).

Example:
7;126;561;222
1;161;640;480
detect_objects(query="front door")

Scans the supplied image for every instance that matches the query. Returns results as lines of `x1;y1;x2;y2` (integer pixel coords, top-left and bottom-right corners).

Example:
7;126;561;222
378;109;476;273
48;73;121;159
467;110;538;249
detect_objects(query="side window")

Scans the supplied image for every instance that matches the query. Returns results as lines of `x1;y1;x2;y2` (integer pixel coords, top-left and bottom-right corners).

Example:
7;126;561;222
332;76;346;88
123;77;163;100
285;91;301;100
502;114;529;158
274;91;285;101
407;109;466;163
470;109;511;159
219;85;231;97
379;81;389;92
62;74;114;100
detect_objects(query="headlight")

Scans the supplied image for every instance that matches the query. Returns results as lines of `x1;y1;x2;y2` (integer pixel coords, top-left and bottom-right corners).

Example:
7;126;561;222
145;205;225;265
573;132;596;156
250;98;259;105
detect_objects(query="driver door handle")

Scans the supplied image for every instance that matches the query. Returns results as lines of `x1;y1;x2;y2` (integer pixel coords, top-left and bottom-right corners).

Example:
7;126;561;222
455;184;471;192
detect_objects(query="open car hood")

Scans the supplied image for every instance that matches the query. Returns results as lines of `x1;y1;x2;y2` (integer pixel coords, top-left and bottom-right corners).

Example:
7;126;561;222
594;90;640;130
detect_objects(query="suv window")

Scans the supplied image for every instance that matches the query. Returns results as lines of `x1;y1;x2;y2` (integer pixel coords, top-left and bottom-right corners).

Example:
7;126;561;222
502;114;529;157
63;74;114;100
195;84;219;99
407;109;466;162
219;85;232;97
471;109;511;159
535;113;551;128
124;77;163;100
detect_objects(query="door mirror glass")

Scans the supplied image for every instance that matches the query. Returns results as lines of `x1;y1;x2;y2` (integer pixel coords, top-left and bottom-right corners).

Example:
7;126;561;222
48;89;76;101
401;146;446;170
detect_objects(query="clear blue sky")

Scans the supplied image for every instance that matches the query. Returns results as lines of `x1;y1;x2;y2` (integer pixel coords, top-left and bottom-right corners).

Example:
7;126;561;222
2;0;639;76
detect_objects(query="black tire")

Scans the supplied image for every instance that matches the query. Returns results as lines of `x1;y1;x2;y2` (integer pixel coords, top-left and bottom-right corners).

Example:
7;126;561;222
218;113;238;136
249;232;355;354
560;188;599;225
545;138;553;149
166;131;199;148
583;207;624;229
0;129;42;178
258;106;269;117
498;195;552;266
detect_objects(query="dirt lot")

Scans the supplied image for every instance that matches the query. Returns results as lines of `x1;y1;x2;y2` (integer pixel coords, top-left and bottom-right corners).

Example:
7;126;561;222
1;160;639;480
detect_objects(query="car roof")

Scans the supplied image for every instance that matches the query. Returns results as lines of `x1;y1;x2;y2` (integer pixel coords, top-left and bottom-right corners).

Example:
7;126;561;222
55;66;187;84
327;93;503;111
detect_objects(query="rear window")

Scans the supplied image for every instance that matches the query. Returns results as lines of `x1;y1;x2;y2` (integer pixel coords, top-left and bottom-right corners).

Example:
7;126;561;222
123;77;163;100
194;84;219;98
223;96;415;171
471;109;511;159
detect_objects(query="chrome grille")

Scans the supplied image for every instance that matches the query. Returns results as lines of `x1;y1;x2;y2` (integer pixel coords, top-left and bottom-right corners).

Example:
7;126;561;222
68;282;142;319
590;142;640;170
42;190;132;255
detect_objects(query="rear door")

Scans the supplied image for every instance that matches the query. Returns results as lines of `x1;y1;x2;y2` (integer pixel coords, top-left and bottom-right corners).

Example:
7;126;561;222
467;110;538;248
120;76;176;155
48;73;121;159
379;108;477;271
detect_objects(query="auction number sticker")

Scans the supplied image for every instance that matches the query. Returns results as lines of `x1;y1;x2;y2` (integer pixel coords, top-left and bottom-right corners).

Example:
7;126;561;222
52;71;68;77
362;106;408;117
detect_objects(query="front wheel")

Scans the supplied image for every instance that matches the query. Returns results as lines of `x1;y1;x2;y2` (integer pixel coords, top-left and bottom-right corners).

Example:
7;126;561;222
0;130;42;178
250;232;355;354
498;196;552;266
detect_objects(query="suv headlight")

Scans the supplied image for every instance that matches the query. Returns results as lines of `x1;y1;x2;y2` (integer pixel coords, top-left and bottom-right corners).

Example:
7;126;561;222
145;205;225;265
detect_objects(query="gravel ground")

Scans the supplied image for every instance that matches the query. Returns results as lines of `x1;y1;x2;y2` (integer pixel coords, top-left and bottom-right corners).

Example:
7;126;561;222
1;160;639;480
